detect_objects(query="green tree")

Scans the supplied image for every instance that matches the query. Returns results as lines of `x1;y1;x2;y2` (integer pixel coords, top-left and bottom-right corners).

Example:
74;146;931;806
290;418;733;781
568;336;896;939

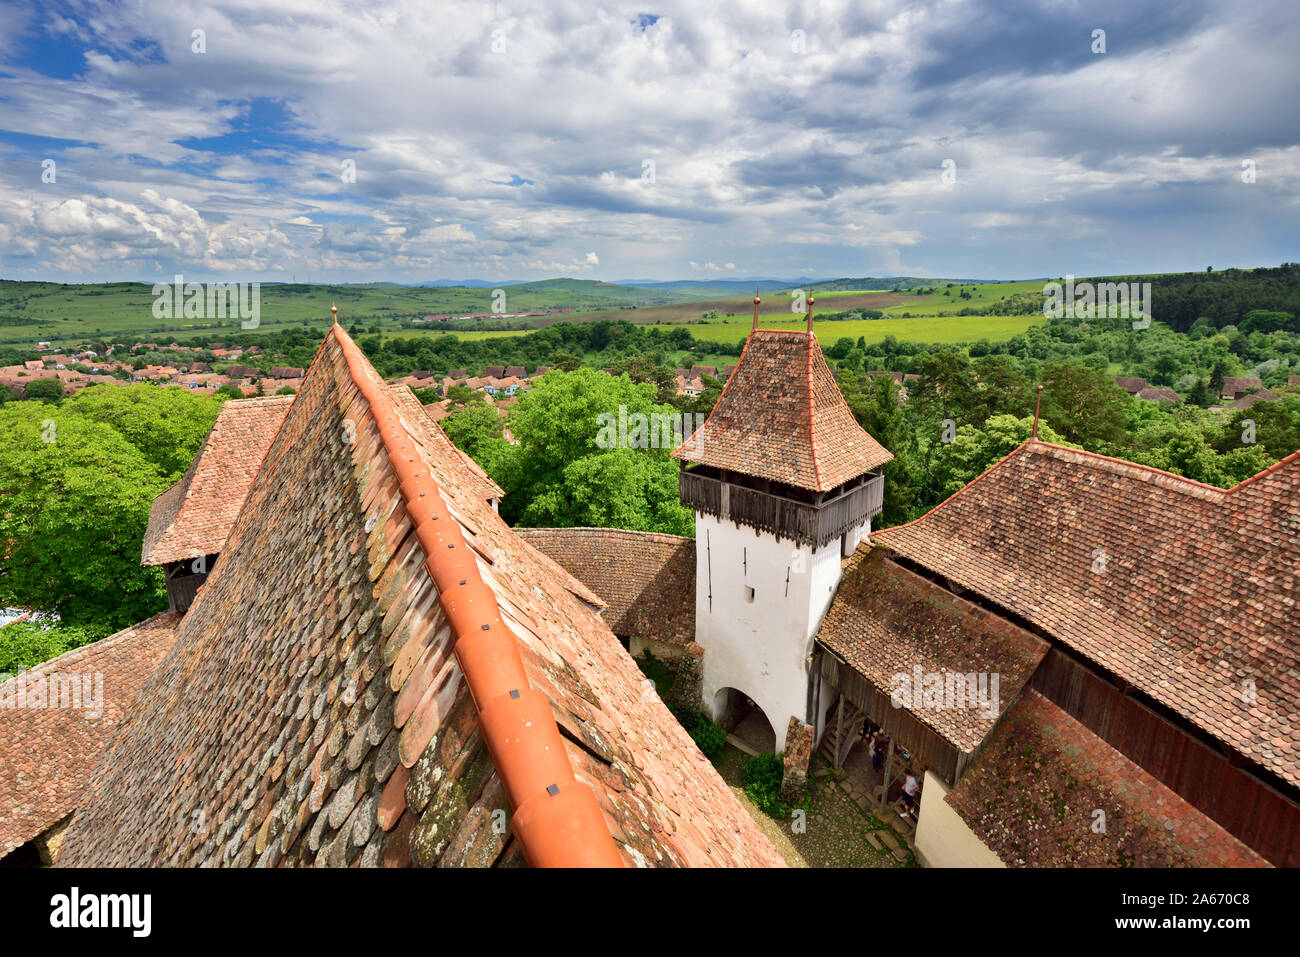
838;371;918;526
0;404;168;628
495;369;691;533
439;402;508;463
1039;363;1129;446
64;384;222;481
23;378;64;402
928;415;1070;502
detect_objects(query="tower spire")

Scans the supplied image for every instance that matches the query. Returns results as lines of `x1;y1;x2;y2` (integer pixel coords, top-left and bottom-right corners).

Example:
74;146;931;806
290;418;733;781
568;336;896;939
752;287;761;331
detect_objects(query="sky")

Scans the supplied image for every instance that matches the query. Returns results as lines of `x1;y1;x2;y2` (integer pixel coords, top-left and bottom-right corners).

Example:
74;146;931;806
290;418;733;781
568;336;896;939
0;0;1297;284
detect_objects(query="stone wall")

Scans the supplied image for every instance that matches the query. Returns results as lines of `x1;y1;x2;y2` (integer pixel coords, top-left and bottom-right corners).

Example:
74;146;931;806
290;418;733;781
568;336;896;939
779;718;815;806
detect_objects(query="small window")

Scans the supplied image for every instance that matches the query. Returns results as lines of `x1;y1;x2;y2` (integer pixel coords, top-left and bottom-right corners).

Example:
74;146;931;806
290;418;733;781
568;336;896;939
744;585;755;602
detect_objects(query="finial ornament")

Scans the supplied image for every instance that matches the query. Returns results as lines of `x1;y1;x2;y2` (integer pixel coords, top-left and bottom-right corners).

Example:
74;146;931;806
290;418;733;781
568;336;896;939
331;302;338;324
1032;383;1044;439
752;287;761;330
806;292;815;333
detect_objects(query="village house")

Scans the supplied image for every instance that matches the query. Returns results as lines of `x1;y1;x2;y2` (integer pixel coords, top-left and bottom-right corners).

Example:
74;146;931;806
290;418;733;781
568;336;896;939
1222;375;1264;400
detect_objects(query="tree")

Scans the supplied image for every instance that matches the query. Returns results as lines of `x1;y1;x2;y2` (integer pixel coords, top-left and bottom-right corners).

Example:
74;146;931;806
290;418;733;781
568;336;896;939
446;384;484;407
927;415;1070;502
493;368;690;533
23;378;64;402
439;402;507;463
64;384;222;481
523;448;693;534
275;386;297;395
550;351;583;372
0;404;168;628
215;384;244;400
838;371;918;526
1039;363;1129;446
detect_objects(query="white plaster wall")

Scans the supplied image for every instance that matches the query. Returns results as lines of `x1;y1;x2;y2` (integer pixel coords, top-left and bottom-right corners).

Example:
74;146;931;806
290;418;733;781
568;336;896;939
695;513;846;752
913;770;1005;868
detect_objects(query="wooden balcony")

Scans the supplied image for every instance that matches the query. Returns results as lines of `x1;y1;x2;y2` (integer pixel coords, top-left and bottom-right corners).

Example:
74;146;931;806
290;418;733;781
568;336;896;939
680;467;884;548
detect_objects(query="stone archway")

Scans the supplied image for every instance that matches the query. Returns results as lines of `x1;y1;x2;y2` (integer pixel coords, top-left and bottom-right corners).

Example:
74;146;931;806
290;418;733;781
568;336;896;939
711;686;777;754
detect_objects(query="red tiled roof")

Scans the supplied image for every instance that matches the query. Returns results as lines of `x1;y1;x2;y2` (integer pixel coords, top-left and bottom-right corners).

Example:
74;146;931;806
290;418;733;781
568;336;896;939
0;612;180;857
58;325;782;868
819;548;1048;753
141;396;292;566
1227;388;1277;410
516;528;695;646
945;690;1269;867
673;330;892;491
872;440;1300;787
1135;384;1182;403
1113;376;1148;394
1222;376;1263;394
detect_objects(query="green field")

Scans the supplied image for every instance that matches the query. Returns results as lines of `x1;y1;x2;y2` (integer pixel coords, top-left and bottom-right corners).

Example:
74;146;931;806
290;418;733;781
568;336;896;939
649;313;1045;345
0;278;695;345
0;275;1052;349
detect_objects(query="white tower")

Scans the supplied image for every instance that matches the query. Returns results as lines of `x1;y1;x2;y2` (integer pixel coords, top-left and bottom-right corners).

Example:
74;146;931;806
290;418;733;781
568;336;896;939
673;295;892;751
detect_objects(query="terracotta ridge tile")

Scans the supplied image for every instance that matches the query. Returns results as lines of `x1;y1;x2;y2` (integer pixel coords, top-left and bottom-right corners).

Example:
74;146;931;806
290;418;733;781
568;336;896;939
328;323;623;868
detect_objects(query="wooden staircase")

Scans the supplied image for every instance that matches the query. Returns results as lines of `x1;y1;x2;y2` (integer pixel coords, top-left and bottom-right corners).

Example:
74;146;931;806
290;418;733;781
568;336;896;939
819;696;868;769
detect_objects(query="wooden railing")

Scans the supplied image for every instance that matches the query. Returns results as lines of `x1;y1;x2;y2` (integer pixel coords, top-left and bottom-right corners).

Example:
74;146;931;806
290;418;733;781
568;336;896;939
680;469;884;547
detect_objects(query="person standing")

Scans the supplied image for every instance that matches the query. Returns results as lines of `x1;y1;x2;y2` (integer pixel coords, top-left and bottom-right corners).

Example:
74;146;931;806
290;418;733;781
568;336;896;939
901;771;920;817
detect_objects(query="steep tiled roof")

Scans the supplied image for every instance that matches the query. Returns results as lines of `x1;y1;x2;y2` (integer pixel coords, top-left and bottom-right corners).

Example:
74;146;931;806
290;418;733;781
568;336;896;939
1222;376;1263;395
516;528;695;646
1113;376;1148;394
1228;388;1277;410
1135;384;1182;403
819;548;1047;752
872;440;1300;787
59;325;782;868
673;330;892;491
141;396;292;566
0;612;180;857
945;691;1269;867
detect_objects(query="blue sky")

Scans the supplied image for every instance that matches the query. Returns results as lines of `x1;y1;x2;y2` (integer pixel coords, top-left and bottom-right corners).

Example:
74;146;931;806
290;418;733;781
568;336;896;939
0;0;1297;283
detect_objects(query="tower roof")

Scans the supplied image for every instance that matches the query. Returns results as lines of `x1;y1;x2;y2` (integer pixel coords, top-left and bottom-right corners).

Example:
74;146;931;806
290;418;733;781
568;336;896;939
673;329;892;492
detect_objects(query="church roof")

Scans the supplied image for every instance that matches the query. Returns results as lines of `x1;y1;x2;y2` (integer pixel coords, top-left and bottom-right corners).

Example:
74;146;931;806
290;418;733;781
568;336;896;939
673;329;892;492
945;691;1268;867
0;612;180;857
872;440;1300;788
58;325;782;868
516;528;696;647
141;395;292;565
819;547;1048;754
143;390;502;568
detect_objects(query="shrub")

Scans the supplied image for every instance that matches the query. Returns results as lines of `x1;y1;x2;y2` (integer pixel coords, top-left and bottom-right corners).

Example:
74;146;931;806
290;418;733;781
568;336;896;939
689;713;726;759
0;620;113;674
742;751;787;818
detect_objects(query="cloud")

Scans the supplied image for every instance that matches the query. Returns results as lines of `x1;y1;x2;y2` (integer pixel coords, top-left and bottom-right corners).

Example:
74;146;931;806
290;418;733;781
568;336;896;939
0;0;1295;281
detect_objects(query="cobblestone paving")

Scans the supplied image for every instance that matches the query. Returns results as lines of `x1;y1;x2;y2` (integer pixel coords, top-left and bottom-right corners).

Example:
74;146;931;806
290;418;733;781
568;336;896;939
712;746;915;868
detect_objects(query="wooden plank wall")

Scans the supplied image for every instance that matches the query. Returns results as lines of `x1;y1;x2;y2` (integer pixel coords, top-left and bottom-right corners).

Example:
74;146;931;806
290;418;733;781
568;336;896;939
1031;648;1300;866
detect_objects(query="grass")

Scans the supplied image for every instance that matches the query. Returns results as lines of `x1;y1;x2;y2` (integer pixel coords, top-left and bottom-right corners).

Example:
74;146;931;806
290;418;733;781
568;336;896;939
650;313;1045;345
0;276;1050;349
